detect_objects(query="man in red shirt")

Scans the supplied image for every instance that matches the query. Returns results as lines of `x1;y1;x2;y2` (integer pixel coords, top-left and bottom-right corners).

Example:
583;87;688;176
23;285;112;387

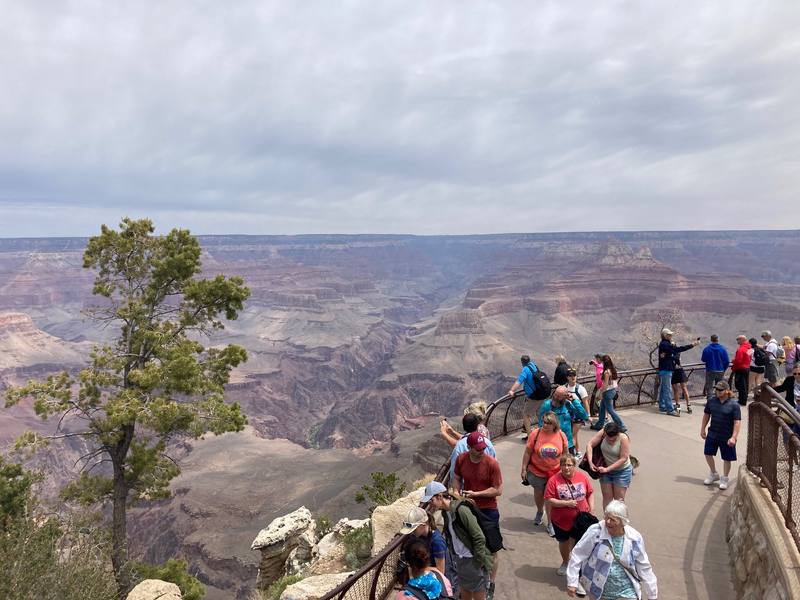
731;335;751;406
453;431;503;600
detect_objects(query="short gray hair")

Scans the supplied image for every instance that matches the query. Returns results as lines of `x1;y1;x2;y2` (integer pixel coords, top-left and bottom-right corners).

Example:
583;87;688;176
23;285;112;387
604;500;630;524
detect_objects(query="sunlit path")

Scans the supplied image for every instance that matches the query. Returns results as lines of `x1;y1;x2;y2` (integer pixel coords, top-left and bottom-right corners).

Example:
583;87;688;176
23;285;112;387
493;407;740;600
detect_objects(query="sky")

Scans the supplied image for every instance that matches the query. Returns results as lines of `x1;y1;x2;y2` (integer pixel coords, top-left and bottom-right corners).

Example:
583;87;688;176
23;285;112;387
1;1;799;237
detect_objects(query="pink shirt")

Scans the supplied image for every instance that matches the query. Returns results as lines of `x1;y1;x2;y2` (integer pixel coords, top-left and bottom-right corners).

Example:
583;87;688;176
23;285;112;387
594;362;604;387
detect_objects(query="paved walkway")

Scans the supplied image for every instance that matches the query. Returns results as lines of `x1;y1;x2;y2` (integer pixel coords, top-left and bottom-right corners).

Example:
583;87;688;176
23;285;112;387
494;407;740;600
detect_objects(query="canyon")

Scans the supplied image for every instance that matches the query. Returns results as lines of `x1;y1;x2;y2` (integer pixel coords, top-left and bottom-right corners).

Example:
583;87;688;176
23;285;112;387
1;230;799;598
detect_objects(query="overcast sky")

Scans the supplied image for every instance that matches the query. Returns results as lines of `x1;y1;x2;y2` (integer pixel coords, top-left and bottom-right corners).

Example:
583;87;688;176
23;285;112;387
0;2;798;236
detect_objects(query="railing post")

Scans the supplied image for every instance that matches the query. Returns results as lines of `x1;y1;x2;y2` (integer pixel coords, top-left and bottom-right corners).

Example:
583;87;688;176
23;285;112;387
368;551;388;600
502;395;514;436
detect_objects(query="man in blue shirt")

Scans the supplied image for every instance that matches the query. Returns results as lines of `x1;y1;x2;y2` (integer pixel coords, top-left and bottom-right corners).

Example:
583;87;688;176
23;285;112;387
701;334;730;396
700;381;741;490
508;354;538;435
449;412;496;480
658;329;699;416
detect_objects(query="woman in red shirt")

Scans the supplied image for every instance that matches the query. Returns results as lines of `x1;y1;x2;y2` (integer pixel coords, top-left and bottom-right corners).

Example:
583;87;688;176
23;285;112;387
544;454;595;577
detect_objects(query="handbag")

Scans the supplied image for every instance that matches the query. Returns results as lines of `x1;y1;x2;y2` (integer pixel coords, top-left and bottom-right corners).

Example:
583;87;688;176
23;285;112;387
565;482;598;540
578;436;606;480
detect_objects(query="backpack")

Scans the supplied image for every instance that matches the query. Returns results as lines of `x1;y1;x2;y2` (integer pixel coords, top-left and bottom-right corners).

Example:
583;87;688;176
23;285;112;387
403;570;455;600
525;363;552;400
776;345;786;360
754;346;768;367
453;500;505;553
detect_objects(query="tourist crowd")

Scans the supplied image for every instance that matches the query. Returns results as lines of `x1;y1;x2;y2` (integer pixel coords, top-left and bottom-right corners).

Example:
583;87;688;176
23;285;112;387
397;330;800;600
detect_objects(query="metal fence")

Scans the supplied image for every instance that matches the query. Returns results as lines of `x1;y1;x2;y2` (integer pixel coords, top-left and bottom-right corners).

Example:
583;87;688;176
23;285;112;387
320;362;706;600
746;385;800;552
485;362;707;437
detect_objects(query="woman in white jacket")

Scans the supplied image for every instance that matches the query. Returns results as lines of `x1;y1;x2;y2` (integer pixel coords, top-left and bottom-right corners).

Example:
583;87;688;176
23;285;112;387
566;500;657;600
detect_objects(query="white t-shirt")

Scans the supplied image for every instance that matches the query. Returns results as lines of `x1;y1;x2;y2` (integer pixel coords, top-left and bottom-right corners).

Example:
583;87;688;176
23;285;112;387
765;339;779;361
569;384;588;402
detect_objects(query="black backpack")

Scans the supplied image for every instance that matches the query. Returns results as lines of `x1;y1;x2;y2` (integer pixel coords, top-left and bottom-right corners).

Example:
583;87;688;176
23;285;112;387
453;500;504;553
525;363;552;400
404;570;455;600
754;346;768;367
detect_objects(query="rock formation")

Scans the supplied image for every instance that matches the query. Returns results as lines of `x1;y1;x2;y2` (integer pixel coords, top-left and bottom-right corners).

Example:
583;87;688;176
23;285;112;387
370;487;424;555
126;579;182;600
280;572;353;600
251;506;316;588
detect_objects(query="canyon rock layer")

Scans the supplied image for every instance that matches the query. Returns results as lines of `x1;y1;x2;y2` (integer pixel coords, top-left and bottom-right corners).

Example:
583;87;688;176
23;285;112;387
1;230;799;598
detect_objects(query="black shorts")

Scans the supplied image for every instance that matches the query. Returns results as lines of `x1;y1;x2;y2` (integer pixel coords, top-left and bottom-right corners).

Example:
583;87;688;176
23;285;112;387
750;366;765;374
552;522;576;542
671;369;686;385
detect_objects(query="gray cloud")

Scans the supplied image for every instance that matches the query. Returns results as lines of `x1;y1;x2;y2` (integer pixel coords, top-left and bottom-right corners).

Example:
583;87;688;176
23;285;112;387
0;1;798;236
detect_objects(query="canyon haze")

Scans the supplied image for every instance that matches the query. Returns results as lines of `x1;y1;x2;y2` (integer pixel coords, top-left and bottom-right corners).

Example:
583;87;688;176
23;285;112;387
1;230;799;598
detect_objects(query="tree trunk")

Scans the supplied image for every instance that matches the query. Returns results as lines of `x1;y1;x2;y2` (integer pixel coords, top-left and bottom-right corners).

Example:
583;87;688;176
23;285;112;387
111;460;130;597
111;425;134;597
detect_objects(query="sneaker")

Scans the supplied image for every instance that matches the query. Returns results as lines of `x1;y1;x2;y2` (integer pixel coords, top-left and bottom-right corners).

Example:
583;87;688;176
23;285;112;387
687;405;693;414
533;511;543;526
667;410;680;417
574;451;583;461
719;476;729;490
557;563;567;576
575;582;587;597
675;405;681;414
703;472;720;485
547;522;556;537
486;581;495;600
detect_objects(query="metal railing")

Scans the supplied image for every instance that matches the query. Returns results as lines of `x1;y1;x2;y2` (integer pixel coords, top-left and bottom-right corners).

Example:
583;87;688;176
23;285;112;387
485;362;707;437
319;362;707;600
746;384;800;552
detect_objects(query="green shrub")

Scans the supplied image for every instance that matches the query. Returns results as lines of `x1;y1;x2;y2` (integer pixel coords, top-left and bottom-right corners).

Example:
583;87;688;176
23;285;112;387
342;525;373;570
132;558;205;600
354;471;407;509
265;574;303;600
0;459;116;600
0;515;116;600
315;514;334;539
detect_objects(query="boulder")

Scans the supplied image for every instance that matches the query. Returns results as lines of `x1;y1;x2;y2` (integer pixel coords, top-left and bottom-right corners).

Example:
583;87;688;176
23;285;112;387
370;486;424;554
252;506;316;588
126;579;182;600
280;572;353;600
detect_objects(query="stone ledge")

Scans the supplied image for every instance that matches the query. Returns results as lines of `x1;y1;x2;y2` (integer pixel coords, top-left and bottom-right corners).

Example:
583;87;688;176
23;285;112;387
736;465;800;598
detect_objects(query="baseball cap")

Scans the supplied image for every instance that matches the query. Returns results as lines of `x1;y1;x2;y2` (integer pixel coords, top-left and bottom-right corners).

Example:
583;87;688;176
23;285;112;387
421;481;447;502
467;431;487;451
661;328;674;336
399;507;429;534
714;381;730;391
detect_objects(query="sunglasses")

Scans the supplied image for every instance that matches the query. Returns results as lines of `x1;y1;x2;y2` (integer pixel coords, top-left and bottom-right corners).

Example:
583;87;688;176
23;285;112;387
403;521;425;529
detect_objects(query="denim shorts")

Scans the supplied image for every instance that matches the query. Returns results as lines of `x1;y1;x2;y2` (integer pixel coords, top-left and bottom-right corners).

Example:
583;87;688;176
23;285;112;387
600;465;633;488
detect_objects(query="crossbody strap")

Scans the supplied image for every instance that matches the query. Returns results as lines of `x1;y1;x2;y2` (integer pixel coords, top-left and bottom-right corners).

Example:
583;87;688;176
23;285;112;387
605;540;641;582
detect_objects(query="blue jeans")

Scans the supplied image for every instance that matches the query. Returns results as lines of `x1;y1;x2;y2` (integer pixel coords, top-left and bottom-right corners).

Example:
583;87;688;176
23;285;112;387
658;371;675;412
596;389;626;430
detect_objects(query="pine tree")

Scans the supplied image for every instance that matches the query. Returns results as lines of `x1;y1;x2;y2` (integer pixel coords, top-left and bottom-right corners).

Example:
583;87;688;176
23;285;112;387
5;218;250;594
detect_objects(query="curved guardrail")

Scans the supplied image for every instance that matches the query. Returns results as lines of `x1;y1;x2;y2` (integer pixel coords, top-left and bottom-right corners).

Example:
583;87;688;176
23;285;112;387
746;384;800;552
485;362;708;437
319;362;707;600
